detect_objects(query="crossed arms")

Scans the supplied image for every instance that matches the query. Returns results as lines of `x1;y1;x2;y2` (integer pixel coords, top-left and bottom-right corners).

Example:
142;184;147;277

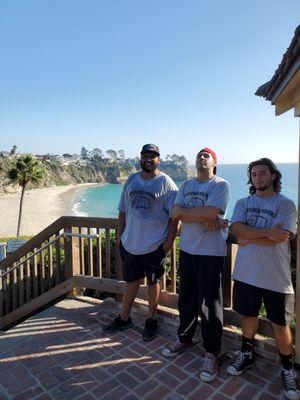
171;204;291;245
172;204;223;231
230;222;291;246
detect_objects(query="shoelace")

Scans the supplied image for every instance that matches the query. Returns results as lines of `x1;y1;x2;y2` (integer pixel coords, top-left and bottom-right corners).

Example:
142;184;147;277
282;369;298;390
203;355;215;372
232;351;248;369
171;340;183;351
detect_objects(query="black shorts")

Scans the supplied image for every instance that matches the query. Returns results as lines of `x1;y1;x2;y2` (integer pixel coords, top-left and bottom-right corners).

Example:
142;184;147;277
119;242;167;285
233;280;294;326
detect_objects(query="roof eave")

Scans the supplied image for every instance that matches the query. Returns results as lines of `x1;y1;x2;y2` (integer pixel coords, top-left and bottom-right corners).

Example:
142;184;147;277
269;54;300;105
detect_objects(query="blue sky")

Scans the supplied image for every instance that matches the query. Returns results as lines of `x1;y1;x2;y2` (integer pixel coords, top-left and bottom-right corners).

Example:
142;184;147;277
0;1;299;163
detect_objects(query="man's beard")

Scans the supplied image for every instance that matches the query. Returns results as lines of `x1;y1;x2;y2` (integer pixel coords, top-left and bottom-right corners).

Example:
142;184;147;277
140;161;152;172
256;180;273;192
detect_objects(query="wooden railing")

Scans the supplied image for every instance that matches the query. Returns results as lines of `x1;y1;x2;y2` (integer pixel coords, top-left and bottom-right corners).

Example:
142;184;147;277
0;216;295;342
0;217;120;328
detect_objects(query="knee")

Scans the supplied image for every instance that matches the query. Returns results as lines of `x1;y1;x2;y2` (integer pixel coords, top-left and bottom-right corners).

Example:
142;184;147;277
272;322;290;332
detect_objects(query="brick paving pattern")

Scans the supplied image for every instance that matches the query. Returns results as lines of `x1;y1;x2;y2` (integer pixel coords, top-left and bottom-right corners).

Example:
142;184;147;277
0;297;298;399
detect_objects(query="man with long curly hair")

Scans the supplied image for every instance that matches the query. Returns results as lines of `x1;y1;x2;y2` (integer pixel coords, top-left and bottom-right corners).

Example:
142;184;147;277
227;158;298;400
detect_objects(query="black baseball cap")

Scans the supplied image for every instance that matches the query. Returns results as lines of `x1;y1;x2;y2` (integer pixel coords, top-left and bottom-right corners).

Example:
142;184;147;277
140;144;160;156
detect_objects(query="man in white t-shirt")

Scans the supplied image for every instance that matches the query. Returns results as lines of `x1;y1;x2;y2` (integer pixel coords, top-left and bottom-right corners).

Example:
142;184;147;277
103;144;178;341
227;158;298;400
162;148;230;383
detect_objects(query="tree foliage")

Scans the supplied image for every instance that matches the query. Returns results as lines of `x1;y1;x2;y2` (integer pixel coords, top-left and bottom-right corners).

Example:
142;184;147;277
7;155;44;237
118;149;125;160
106;149;117;160
10;145;17;155
91;148;104;158
80;147;89;159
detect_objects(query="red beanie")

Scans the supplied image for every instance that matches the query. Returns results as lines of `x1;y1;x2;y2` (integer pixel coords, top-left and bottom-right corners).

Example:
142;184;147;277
199;148;217;162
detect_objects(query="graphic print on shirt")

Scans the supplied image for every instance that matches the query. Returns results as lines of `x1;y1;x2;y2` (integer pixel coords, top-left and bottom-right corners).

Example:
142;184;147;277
246;207;277;228
129;190;156;219
184;191;208;208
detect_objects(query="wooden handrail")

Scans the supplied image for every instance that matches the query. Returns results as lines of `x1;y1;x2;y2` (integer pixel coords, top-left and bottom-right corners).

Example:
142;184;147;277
0;216;118;270
62;216;119;229
0;232;99;278
0;217;65;269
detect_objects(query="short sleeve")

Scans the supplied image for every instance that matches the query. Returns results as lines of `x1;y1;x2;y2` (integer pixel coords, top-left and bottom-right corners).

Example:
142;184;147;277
174;181;186;206
118;181;128;213
230;198;247;225
272;198;297;235
205;181;230;215
164;178;178;216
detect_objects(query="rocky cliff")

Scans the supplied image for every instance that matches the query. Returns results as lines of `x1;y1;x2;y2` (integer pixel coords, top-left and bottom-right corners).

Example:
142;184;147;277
0;155;191;193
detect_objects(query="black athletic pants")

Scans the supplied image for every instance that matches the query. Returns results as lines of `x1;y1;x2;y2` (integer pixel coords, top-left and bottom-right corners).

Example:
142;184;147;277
178;250;224;355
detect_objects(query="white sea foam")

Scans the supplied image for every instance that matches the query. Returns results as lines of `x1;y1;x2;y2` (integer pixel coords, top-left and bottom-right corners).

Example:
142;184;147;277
71;192;88;217
72;201;88;217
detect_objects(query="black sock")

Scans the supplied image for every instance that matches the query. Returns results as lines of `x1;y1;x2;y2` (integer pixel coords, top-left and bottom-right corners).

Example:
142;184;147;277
280;353;293;370
241;336;254;353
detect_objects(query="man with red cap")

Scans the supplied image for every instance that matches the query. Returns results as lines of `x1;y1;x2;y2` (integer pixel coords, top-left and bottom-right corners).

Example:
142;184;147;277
162;148;230;383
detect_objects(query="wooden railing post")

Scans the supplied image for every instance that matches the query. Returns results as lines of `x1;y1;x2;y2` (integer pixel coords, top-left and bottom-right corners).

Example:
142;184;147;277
105;228;111;278
223;242;238;308
170;241;177;293
64;227;80;279
115;228;122;280
96;228;102;278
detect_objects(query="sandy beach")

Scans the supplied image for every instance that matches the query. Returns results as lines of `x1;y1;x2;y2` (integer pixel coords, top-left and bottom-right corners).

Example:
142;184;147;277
0;184;98;238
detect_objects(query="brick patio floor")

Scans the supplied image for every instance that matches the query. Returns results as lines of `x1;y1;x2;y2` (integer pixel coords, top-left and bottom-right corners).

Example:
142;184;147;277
0;297;298;400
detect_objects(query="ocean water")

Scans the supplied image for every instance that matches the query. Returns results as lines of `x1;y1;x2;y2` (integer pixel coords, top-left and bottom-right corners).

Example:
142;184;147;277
72;163;298;220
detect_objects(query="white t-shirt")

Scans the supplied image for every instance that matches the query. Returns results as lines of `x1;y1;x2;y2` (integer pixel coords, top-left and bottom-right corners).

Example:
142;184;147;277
231;193;297;294
118;171;178;255
175;176;230;256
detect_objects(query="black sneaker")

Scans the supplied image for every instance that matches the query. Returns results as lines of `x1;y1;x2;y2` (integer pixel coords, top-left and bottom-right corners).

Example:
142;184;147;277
227;351;254;376
102;315;133;333
281;367;299;400
142;318;158;341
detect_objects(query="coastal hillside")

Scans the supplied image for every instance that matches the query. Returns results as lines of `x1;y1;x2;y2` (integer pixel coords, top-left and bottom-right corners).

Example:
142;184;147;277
0;148;191;193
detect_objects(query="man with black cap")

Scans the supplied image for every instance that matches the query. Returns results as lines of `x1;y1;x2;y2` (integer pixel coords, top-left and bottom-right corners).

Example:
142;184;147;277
103;144;178;341
162;148;230;383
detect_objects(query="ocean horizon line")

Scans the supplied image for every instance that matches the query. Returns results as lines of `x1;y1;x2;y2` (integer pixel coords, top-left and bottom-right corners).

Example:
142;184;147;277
71;162;298;219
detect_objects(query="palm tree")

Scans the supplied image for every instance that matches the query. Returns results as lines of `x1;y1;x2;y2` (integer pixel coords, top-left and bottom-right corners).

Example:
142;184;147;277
7;155;44;237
